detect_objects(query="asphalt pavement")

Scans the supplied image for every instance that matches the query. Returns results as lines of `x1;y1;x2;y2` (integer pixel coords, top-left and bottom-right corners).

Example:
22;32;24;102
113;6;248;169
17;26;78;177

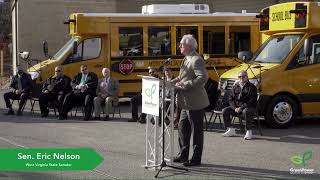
0;90;319;180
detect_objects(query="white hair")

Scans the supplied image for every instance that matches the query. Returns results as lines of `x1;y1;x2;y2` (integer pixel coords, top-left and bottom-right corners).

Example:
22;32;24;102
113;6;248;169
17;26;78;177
180;34;198;50
102;68;110;74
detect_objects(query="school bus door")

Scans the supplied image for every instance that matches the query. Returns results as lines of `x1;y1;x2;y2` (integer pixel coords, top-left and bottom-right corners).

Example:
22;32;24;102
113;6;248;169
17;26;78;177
287;34;320;115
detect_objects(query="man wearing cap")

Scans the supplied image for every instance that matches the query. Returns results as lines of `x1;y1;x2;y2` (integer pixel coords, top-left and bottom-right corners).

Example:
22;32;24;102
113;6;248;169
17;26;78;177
129;67;158;123
3;67;33;116
39;66;71;117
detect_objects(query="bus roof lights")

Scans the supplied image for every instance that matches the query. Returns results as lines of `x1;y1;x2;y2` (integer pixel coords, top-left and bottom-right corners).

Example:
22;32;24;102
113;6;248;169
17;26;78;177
141;4;210;14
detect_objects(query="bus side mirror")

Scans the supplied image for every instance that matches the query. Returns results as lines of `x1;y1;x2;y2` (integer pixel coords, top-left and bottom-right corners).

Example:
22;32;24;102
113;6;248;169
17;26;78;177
238;51;253;62
43;41;49;58
72;41;78;55
304;39;312;59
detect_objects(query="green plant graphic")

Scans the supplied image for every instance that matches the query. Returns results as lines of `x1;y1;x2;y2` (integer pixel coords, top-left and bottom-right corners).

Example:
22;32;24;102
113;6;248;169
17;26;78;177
290;150;313;167
145;84;156;103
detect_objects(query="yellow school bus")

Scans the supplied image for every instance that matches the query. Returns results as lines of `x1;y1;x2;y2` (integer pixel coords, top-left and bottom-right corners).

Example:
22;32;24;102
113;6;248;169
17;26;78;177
219;2;320;128
27;7;261;97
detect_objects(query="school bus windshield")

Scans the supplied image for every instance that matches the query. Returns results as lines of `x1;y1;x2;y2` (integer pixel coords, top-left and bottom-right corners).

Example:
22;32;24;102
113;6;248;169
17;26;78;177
52;37;79;60
252;34;302;63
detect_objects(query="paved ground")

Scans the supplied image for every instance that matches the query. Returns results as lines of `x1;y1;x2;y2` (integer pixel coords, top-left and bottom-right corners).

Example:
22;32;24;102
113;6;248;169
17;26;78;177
0;90;319;180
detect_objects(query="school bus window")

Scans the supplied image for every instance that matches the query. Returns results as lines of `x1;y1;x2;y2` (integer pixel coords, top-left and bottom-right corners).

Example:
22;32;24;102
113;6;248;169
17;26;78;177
63;37;101;65
203;26;225;54
119;27;143;56
176;26;198;55
148;27;171;56
309;35;320;64
229;26;250;54
252;35;302;64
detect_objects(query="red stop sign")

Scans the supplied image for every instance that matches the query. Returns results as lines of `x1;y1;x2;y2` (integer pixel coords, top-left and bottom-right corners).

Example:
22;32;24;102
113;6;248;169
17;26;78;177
119;59;134;75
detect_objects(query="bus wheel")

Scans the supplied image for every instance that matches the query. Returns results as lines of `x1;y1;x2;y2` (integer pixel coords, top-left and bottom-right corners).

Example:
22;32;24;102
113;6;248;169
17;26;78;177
266;95;298;128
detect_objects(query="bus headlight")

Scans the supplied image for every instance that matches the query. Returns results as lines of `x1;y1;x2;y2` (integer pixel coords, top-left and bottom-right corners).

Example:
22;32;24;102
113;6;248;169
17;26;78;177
29;71;40;80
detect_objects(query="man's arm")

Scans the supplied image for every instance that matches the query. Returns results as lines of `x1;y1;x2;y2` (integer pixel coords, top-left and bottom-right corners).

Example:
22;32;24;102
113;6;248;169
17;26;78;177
22;74;33;93
85;73;98;90
240;84;258;110
9;76;16;93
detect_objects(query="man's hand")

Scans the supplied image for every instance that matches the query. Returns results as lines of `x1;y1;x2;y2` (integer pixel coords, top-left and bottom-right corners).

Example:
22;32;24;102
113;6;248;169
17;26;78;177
44;90;49;94
47;85;54;92
235;107;242;113
175;82;185;89
15;90;21;95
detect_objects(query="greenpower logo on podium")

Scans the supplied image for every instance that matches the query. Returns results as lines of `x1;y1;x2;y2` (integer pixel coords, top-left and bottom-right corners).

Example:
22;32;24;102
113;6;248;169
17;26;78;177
145;83;157;105
0;148;103;170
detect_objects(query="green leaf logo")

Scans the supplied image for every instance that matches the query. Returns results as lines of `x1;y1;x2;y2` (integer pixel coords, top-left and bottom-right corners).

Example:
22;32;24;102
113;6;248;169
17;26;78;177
290;155;303;165
302;150;313;167
290;150;313;167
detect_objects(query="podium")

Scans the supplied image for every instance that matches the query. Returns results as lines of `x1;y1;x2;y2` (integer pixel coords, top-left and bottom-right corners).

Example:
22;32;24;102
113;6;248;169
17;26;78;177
140;75;175;169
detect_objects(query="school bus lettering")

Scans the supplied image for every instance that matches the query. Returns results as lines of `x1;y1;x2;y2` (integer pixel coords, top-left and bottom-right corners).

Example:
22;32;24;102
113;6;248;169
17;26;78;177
271;11;291;22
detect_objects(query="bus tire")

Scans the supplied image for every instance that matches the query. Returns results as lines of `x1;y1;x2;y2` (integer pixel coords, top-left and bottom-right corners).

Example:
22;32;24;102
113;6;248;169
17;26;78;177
265;95;298;128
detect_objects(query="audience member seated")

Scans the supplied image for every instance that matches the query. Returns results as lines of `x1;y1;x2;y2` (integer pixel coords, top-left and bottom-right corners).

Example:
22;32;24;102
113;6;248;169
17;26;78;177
93;68;119;121
39;66;71;117
222;70;257;140
3;67;32;116
59;65;98;120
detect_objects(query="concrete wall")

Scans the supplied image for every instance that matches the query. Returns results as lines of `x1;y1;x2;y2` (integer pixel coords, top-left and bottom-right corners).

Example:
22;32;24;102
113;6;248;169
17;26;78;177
16;0;116;70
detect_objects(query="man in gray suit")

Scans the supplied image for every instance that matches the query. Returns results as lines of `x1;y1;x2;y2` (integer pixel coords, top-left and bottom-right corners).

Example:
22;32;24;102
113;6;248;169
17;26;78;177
93;68;119;121
171;34;209;167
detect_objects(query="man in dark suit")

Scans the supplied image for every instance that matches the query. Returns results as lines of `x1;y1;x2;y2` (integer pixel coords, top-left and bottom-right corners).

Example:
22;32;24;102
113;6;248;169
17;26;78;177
59;65;98;120
3;67;33;116
39;66;71;117
172;34;209;167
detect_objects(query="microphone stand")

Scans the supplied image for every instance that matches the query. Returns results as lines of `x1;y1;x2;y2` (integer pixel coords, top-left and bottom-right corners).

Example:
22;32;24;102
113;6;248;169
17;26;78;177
153;61;188;178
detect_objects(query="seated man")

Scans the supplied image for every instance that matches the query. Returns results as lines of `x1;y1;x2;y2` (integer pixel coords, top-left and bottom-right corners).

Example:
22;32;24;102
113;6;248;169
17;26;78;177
130;67;158;123
59;65;98;120
3;67;33;116
39;66;71;117
222;70;257;140
93;68;119;121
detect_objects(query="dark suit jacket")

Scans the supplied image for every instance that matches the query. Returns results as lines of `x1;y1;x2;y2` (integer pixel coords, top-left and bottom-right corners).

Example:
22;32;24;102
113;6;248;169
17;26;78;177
9;72;33;94
71;72;98;95
229;81;257;110
42;75;71;95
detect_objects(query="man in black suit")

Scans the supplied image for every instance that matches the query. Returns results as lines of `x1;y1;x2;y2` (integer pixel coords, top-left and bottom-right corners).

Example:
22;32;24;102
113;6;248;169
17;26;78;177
59;65;98;120
39;66;71;117
3;67;33;116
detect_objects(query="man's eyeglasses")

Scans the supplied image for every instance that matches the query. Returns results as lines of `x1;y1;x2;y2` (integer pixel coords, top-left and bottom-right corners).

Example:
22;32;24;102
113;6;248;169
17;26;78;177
81;68;87;71
55;70;61;72
238;75;247;78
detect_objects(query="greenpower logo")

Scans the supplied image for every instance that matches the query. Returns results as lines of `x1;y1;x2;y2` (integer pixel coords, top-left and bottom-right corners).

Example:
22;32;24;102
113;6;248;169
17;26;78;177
145;83;156;104
290;150;313;167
